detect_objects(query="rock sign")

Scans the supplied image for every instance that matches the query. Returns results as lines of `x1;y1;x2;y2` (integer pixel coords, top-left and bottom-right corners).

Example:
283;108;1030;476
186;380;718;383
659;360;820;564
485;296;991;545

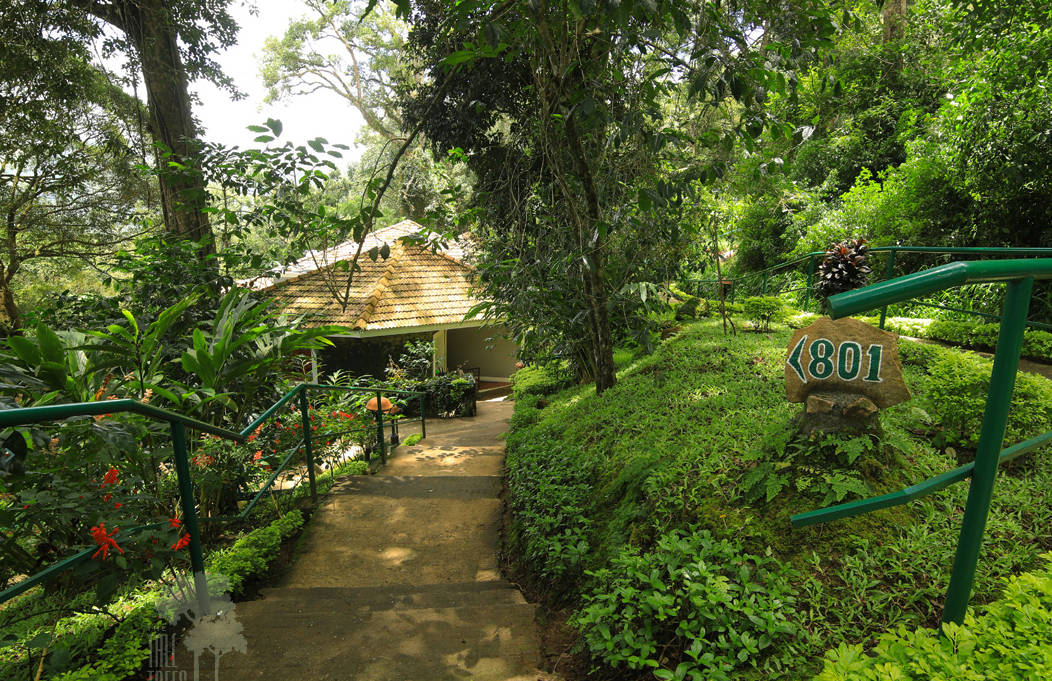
785;317;911;409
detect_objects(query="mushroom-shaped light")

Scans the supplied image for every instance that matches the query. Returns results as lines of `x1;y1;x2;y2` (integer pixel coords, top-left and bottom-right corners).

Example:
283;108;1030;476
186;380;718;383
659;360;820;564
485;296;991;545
366;396;400;414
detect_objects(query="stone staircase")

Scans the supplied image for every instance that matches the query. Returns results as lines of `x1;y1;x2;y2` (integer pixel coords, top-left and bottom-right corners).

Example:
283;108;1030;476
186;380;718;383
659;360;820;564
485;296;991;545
186;400;552;681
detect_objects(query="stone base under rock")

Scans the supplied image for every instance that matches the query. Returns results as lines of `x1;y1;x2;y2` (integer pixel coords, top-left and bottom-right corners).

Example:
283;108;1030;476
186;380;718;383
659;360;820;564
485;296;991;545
796;390;882;439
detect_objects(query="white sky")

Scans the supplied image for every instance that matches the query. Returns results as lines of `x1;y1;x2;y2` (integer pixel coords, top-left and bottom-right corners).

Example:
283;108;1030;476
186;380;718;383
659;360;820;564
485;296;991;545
189;1;366;160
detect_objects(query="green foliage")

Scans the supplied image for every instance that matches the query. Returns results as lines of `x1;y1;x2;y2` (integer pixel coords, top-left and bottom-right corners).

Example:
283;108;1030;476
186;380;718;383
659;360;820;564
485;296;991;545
505;318;1052;678
397;372;475;418
207;511;304;599
505;423;596;597
341;460;371;475
510;363;575;399
923;350;1052;448
1024;330;1052;362
49;604;162;681
742;296;786;332
402;433;423;446
740;430;888;507
577;529;800;681
914;317;1052;364
814;553;1052;681
386;340;434;382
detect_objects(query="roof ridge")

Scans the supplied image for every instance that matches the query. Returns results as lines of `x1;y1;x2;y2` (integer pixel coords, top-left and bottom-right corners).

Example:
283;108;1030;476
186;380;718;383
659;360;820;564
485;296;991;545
354;242;404;330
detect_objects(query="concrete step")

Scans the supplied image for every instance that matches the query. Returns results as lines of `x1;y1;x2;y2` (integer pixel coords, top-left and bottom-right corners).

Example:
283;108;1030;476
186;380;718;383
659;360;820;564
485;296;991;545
280;495;503;587
383;445;505;477
330;474;503;499
205;603;541;678
253;582;527;613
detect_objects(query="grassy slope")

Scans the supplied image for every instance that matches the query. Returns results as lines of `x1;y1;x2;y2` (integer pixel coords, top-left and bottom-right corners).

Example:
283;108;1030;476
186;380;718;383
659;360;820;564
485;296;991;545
506;318;1052;679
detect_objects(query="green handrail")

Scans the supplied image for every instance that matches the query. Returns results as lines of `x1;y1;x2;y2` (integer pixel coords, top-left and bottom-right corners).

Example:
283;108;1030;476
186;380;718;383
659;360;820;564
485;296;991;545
789;258;1052;629
0;381;425;613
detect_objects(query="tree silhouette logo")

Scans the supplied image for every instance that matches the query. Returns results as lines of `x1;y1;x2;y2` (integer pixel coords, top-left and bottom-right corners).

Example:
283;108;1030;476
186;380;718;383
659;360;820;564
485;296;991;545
150;570;248;681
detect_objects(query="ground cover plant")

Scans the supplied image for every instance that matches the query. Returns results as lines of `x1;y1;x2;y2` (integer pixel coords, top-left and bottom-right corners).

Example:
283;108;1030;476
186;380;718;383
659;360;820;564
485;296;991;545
814;552;1052;680
505;315;1052;680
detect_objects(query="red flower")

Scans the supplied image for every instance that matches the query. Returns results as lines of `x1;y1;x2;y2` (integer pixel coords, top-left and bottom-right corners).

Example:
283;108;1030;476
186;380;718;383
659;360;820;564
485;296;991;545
23;504;30;510
101;468;119;488
168;517;182;529
113;502;122;510
171;533;191;551
103;493;112;502
90;523;123;560
253;451;263;462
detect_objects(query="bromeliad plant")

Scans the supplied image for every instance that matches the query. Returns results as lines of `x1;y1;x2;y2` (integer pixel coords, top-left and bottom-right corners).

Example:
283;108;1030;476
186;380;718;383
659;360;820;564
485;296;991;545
814;238;872;311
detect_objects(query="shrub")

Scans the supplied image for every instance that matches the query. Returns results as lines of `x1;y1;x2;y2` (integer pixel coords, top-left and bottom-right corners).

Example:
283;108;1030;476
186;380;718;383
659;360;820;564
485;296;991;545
1023;329;1052;363
576;528;800;681
51;604;163;681
743;296;786;332
340;460;370;474
924;351;1052;448
814;553;1052;681
707;299;743;314
927;319;979;348
786;311;822;329
394;371;477;418
208;510;304;597
968;323;1001;350
511;362;575;399
881;316;932;338
505;425;596;596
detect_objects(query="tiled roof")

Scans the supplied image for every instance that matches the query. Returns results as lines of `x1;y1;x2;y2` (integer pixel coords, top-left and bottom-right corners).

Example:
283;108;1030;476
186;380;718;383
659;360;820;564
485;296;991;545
244;220;468;291
261;226;483;332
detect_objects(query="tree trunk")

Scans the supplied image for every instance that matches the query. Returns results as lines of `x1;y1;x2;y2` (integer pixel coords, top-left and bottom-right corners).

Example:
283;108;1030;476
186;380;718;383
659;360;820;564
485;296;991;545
1;202;21;334
882;0;908;44
564;113;616;394
79;0;213;253
0;264;21;335
881;0;908;79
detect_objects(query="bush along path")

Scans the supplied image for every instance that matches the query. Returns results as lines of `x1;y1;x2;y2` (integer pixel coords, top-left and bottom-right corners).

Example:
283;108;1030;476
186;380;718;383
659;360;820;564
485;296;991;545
183;399;555;681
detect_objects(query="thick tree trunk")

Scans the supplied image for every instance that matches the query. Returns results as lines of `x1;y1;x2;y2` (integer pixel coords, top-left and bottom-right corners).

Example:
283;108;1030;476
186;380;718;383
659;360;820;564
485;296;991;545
79;0;213;253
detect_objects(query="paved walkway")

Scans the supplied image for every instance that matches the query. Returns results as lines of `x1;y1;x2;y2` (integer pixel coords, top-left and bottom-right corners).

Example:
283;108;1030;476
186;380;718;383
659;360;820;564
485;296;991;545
199;399;553;681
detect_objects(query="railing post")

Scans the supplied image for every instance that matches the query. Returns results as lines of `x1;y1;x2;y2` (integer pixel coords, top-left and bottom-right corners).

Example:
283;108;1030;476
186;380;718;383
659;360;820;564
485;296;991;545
171;420;210;616
374;389;387;464
942;277;1034;628
804;254;815;312
879;249;897;329
419;394;426;440
298;388;317;503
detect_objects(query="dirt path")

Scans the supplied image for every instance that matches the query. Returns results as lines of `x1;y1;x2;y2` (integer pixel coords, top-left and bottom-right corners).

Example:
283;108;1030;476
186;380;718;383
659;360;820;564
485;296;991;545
188;400;557;681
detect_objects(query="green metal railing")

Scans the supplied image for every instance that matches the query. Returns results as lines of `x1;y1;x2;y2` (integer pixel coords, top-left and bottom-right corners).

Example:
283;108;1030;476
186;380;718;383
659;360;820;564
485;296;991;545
788;258;1052;628
685;246;1052;329
0;382;425;614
